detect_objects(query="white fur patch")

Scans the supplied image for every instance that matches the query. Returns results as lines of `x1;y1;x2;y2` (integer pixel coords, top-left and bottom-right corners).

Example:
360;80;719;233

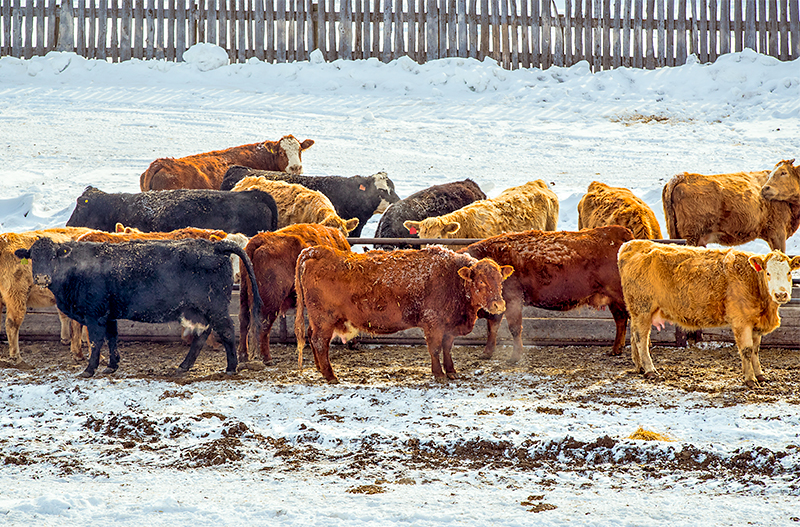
279;137;303;174
180;316;209;335
372;172;391;192
765;256;793;303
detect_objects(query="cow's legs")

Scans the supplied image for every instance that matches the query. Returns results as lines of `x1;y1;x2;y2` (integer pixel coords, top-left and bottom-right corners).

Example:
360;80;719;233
102;320;120;374
236;288;251;363
57;309;71;345
423;328;446;380
752;333;766;383
481;311;503;359
82;322;107;378
631;315;657;378
441;334;458;380
309;324;337;383
608;303;629;356
3;295;26;362
68;319;84;361
215;316;238;374
504;299;525;363
177;326;212;374
733;325;758;388
258;311;278;365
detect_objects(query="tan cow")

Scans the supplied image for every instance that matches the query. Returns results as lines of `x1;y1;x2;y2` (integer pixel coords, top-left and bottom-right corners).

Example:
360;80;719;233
140;135;315;191
618;239;800;388
403;180;559;247
662;159;800;251
1;227;93;363
578;181;662;239
231;176;360;235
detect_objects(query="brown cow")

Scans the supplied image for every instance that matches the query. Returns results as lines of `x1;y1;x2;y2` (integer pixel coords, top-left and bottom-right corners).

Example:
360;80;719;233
237;224;352;365
618;240;800;387
578;181;662;239
662;159;800;251
462;226;633;361
294;246;513;383
1;227;93;363
403;180;559;248
139;135;315;191
231;176;360;235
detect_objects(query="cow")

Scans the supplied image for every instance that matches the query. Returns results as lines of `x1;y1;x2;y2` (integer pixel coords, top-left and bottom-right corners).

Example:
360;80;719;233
578;181;663;239
66;186;277;237
1;228;92;364
139;135;315;191
402;180;559;248
462;226;634;362
220;165;401;237
237;224;352;365
617;239;800;388
662;159;800;252
294;245;513;383
230;176;359;235
15;237;263;378
374;179;487;249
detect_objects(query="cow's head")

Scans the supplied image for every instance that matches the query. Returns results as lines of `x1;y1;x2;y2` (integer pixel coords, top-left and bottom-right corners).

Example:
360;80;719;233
749;250;800;304
269;135;314;175
361;172;401;214
761;159;799;202
322;214;360;236
66;186;107;228
404;218;461;239
458;258;513;314
14;237;68;289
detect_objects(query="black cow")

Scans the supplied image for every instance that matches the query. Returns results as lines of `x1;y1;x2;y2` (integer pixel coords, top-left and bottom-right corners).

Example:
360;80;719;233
66;186;278;236
15;238;263;378
374;179;486;249
220;166;400;237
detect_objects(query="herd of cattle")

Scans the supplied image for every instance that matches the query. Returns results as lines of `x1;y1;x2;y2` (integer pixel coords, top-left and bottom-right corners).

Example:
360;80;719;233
1;134;799;389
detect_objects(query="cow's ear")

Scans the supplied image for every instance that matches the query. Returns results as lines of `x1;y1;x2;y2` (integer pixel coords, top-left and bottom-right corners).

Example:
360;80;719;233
500;265;514;280
14;248;31;261
115;223;125;232
443;222;461;235
300;139;314;150
344;218;359;233
789;256;800;270
457;266;473;281
749;255;766;273
404;220;422;235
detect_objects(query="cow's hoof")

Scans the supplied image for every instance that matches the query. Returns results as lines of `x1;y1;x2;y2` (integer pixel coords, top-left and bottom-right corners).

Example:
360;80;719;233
643;371;658;380
101;367;117;375
261;358;273;367
607;350;623;357
756;375;767;383
745;380;756;389
480;351;495;360
79;370;95;378
325;377;340;384
60;338;70;346
446;372;459;380
171;368;189;377
433;376;449;384
224;370;237;376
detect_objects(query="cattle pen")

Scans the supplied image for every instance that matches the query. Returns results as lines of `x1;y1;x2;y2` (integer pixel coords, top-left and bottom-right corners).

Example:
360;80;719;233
8;237;800;350
0;0;798;71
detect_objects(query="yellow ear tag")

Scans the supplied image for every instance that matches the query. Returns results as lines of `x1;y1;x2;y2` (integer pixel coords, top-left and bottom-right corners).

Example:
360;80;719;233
21;258;29;265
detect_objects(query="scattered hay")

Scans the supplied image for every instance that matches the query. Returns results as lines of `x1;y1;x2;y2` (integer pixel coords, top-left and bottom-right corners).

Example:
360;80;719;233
347;484;386;495
628;427;674;442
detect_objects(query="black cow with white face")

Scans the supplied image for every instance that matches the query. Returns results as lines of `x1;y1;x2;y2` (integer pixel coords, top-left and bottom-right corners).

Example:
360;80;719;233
219;166;400;237
374;179;486;249
66;186;278;236
15;237;263;378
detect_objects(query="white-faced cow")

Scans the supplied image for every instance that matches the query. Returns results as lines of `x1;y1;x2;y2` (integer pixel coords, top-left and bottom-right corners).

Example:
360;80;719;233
15;238;263;378
140;135;314;190
618;239;800;388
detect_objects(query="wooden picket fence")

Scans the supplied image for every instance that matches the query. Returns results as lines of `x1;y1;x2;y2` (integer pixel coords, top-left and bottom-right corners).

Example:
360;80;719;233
0;0;798;71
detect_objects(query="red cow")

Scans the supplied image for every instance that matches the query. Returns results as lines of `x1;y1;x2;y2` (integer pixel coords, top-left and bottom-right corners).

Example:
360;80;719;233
294;246;513;383
462;226;634;361
139;135;315;190
237;224;352;365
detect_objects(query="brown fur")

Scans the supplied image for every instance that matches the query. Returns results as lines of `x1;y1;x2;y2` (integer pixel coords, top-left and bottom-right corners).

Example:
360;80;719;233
237;224;351;365
578;181;662;239
618;239;800;386
0;227;93;362
294;245;513;383
662;160;800;251
139;135;314;190
403;180;559;247
231;176;359;235
78;226;228;243
463;226;634;361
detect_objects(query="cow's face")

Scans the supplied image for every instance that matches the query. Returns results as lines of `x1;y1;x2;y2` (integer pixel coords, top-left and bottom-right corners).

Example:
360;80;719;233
458;258;513;314
366;172;401;214
66;186;106;228
404;219;461;239
750;251;800;304
761;159;799;202
274;136;314;175
14;238;68;289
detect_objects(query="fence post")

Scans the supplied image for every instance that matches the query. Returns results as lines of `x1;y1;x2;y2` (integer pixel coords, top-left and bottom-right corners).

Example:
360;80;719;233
744;0;756;48
57;0;74;51
427;0;438;60
791;0;800;59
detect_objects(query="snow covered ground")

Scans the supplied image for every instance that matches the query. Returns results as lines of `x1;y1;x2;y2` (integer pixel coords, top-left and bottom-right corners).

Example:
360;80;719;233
1;46;799;525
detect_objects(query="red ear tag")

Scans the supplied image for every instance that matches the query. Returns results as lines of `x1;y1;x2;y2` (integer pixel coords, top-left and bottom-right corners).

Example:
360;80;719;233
753;263;762;272
359;185;366;191
409;227;418;235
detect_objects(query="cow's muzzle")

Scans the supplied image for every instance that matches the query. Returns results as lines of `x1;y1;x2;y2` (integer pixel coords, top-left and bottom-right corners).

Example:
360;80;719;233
774;291;790;304
761;186;778;200
485;299;506;315
33;274;51;288
286;164;303;175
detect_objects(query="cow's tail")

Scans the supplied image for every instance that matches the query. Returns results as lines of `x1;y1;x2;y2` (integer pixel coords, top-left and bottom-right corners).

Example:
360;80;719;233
294;249;309;371
661;175;683;240
219;243;263;360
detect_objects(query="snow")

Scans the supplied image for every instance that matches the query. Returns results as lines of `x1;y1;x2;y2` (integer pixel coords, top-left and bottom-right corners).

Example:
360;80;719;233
1;45;800;525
